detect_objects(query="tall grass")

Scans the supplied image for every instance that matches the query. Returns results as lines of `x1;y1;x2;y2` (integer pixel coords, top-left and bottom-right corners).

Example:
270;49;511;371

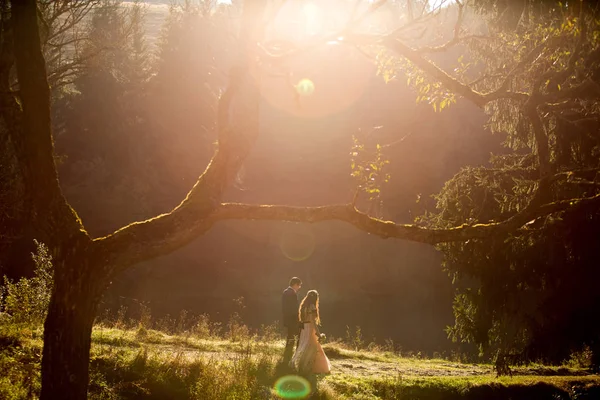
88;342;279;399
1;247;600;399
0;318;294;399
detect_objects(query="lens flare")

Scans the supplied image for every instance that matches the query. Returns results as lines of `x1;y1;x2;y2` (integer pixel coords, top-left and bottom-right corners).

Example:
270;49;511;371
280;223;316;261
274;375;311;399
296;79;315;97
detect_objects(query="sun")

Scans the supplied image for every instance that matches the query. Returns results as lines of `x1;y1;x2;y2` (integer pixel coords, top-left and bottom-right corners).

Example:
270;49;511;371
302;2;322;36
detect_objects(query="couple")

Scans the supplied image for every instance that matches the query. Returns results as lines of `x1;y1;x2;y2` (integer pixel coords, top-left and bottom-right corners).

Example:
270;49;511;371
282;277;331;375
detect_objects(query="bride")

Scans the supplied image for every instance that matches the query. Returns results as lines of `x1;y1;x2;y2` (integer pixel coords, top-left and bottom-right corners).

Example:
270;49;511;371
290;290;331;375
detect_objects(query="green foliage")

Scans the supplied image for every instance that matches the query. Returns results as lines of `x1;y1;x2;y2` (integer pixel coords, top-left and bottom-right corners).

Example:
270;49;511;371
422;148;600;367
114;305;129;330
468;12;599;155
191;313;222;339
345;325;365;351
375;48;457;112
257;321;280;343
135;303;152;340
0;326;42;400
175;309;189;334
422;159;600;371
225;296;250;342
1;240;53;325
226;312;251;342
412;1;600;374
350;135;391;206
567;346;593;369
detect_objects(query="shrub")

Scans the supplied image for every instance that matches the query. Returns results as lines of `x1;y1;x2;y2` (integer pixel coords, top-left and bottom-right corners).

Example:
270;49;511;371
345;325;365;351
175;309;189;334
191;313;221;339
226;312;250;342
114;305;129;330
567;346;593;369
258;321;280;343
155;314;176;334
1;240;53;325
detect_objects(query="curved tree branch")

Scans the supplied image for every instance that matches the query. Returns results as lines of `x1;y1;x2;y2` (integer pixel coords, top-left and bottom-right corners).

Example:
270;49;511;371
93;0;268;271
210;191;600;245
382;37;529;108
93;141;247;268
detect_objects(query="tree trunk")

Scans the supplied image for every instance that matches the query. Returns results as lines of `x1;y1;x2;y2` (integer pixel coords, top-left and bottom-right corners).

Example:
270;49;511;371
40;255;107;400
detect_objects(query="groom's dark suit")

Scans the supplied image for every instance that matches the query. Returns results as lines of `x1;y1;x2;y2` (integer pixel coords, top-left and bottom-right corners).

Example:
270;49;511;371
282;286;300;359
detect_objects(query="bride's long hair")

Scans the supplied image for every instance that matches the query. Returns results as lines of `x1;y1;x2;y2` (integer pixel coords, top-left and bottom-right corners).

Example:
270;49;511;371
299;290;320;325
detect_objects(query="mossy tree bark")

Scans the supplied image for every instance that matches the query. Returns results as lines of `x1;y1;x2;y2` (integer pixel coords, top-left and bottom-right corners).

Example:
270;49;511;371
40;250;106;400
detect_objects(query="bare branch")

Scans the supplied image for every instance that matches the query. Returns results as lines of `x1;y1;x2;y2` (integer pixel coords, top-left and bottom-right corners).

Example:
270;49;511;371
43;0;98;44
46;45;115;88
412;1;465;53
47;35;89;49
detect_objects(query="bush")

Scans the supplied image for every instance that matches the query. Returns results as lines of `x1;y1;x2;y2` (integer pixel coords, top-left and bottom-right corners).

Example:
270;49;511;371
226;312;250;342
567;346;593;369
191;313;221;339
1;240;53;325
345;325;365;351
258;321;280;343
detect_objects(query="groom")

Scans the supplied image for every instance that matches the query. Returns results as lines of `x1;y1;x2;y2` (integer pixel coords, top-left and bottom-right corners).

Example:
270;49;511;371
282;277;302;361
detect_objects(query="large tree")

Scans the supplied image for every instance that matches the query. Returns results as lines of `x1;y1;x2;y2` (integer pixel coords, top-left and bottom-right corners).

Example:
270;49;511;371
419;0;600;372
0;0;99;278
3;0;600;398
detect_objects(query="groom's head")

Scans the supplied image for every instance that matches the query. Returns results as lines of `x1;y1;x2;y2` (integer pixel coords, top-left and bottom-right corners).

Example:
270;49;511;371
289;277;302;292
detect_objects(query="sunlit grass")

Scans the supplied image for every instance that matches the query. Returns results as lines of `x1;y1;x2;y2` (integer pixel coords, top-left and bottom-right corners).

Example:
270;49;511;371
1;321;599;399
91;325;286;355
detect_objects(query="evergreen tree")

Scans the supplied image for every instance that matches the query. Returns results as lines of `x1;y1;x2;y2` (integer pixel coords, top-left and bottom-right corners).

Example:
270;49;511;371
420;2;600;372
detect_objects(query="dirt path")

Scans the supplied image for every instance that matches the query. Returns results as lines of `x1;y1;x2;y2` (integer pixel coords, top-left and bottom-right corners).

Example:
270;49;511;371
108;341;596;380
330;358;492;378
139;344;494;378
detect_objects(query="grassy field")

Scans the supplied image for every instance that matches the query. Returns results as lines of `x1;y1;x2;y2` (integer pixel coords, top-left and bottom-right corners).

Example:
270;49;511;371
1;321;600;400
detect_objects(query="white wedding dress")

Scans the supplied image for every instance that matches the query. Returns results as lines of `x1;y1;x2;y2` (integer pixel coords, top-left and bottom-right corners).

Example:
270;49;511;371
289;304;331;374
